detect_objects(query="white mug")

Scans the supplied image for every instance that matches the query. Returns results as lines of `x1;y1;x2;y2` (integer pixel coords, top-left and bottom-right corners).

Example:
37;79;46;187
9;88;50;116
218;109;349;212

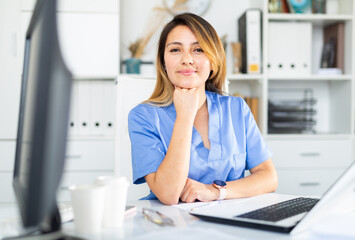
69;184;106;234
94;176;129;228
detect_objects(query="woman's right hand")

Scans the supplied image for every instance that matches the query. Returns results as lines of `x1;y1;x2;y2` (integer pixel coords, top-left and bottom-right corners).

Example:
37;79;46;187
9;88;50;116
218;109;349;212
173;86;199;121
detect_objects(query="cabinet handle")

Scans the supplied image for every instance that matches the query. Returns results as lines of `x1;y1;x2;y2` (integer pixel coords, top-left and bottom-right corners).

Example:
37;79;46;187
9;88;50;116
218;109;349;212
299;182;320;187
65;155;82;159
299;152;320;157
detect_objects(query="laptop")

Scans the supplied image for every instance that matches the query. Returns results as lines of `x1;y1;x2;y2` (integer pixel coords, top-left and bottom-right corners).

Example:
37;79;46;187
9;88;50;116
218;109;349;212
190;162;355;234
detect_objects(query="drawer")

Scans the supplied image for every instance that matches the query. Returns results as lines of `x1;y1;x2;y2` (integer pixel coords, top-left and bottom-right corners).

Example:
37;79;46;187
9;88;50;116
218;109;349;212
267;140;351;168
276;168;345;196
0;172;16;203
58;171;113;202
0;141;16;171
65;140;114;171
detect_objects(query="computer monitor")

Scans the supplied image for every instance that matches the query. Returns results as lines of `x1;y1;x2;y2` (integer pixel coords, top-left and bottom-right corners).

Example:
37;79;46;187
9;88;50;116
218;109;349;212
11;0;73;238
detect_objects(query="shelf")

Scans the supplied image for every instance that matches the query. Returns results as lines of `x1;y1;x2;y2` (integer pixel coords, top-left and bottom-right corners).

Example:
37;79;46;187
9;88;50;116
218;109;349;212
67;136;115;141
226;74;264;81
265;134;352;141
267;75;353;81
73;75;117;81
267;13;353;26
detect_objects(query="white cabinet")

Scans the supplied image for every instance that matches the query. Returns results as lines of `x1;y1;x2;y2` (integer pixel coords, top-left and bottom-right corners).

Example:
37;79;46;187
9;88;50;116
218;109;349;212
0;173;15;203
276;168;345;196
0;0;119;203
267;138;352;195
267;139;351;169
0;0;21;140
0;0;21;204
21;0;119;78
57;13;119;77
65;140;115;171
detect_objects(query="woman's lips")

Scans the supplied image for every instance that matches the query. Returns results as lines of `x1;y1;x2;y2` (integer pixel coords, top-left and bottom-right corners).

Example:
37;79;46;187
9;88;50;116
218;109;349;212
178;69;196;76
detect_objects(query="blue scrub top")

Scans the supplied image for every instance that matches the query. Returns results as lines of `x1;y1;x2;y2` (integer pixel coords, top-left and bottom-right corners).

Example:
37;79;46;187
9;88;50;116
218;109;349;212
128;91;272;200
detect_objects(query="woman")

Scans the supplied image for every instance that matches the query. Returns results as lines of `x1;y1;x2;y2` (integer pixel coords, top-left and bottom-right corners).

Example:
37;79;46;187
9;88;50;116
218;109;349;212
128;13;277;205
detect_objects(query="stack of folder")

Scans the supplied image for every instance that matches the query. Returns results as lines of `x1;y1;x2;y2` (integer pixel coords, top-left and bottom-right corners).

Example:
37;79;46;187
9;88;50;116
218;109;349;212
268;89;316;134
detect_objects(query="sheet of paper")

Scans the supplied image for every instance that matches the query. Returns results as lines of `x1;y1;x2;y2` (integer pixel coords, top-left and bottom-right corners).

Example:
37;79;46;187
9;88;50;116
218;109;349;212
171;201;221;211
171;198;251;212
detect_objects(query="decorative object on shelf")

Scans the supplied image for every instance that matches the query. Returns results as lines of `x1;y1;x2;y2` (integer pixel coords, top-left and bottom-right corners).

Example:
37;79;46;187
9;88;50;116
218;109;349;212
326;0;339;14
280;0;291;13
163;0;211;16
125;58;141;74
321;22;344;73
269;0;282;13
220;34;227;52
288;0;311;13
231;42;242;74
126;0;195;74
268;88;317;134
320;38;336;68
312;0;326;13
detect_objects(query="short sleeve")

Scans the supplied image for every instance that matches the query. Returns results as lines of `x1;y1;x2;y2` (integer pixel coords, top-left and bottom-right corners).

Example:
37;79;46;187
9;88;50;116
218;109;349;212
128;106;165;184
242;100;272;170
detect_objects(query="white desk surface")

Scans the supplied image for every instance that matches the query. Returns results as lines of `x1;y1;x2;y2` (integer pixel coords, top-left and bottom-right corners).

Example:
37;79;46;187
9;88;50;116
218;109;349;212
64;196;311;240
1;193;354;240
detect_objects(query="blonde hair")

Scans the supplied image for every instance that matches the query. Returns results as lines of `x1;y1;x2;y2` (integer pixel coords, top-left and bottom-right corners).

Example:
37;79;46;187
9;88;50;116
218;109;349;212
145;13;226;106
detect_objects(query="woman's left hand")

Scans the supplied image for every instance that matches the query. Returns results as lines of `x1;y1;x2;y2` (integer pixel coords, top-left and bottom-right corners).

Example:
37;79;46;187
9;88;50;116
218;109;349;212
180;178;219;203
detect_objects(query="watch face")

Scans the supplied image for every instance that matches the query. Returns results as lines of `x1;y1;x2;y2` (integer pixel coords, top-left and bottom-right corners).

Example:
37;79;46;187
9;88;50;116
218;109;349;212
213;180;226;187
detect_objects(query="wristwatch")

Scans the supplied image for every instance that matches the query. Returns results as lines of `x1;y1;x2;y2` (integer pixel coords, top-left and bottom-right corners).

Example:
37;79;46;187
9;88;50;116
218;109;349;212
212;180;227;200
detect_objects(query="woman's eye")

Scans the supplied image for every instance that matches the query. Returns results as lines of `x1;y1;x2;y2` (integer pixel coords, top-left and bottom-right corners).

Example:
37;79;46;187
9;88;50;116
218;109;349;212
195;48;204;53
170;48;180;52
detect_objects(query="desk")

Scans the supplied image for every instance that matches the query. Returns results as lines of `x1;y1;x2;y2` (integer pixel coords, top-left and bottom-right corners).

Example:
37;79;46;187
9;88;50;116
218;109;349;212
2;194;354;240
62;197;311;240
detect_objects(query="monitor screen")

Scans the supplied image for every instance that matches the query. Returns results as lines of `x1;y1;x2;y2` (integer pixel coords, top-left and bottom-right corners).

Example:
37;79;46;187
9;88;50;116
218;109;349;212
13;0;72;236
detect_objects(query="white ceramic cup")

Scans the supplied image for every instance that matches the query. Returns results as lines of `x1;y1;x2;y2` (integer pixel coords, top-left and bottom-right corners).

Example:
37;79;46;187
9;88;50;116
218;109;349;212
94;176;129;228
69;184;106;234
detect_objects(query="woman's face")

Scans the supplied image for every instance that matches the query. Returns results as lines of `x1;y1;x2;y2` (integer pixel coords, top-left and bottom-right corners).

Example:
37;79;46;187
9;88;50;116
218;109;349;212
164;25;211;90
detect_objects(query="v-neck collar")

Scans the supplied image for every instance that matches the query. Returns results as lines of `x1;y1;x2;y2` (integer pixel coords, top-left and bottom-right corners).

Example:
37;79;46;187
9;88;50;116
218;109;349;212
164;91;222;161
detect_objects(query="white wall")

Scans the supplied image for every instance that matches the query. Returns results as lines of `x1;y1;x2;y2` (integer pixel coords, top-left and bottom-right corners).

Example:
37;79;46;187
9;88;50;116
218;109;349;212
119;0;263;75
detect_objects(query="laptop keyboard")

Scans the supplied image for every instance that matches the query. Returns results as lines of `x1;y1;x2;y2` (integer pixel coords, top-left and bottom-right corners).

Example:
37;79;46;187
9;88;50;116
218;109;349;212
235;197;319;222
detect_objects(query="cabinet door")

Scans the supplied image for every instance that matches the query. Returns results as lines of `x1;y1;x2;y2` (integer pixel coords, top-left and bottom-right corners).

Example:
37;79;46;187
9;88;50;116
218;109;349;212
65;140;114;171
0;0;21;139
0;141;16;171
0;173;15;203
267;140;352;169
276;169;345;196
57;13;119;77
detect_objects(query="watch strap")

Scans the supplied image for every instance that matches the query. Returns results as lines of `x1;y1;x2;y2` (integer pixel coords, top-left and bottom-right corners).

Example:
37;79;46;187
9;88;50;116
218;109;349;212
213;182;227;200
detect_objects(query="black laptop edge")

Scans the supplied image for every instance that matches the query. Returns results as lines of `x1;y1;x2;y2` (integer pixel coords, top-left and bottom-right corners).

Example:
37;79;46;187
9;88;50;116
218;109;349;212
190;213;295;233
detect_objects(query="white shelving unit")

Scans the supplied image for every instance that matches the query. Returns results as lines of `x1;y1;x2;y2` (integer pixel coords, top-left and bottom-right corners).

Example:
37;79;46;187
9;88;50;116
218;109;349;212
225;0;355;195
266;0;354;195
